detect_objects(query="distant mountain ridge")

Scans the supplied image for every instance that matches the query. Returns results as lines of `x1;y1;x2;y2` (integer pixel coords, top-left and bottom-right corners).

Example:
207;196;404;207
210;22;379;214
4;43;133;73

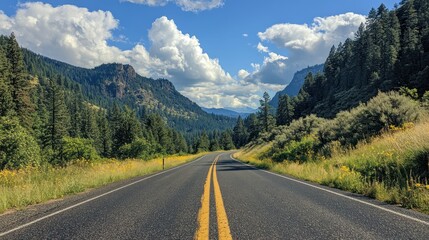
202;107;251;118
270;64;324;108
23;49;236;133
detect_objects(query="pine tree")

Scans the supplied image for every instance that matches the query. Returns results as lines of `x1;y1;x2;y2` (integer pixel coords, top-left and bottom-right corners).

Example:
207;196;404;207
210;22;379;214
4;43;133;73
98;112;111;157
220;130;235;150
6;33;33;127
398;0;422;85
172;130;188;153
245;113;260;141
81;104;99;142
43;78;70;163
33;85;48;146
145;114;170;154
120;107;141;148
0;46;12;116
258;92;275;132
197;131;210;152
353;23;367;87
276;94;294;126
108;103;123;154
69;94;83;137
382;11;401;88
232;116;248;148
210;137;221;151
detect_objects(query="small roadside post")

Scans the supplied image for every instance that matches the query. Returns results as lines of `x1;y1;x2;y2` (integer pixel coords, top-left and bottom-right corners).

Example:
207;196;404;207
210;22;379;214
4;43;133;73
162;157;165;170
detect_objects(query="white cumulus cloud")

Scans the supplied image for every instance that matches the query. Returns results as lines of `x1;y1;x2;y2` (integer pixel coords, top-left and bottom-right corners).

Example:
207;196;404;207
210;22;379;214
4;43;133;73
145;16;233;88
124;0;224;12
0;2;261;108
238;69;249;79
0;2;126;67
257;42;269;53
250;12;366;86
258;12;365;52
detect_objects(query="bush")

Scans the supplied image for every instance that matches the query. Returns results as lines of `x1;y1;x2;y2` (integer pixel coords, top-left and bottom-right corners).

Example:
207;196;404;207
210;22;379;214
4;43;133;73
0;117;41;169
118;138;152;159
318;91;422;151
61;137;99;164
269;91;423;161
274;114;325;149
356;91;421;136
272;136;317;163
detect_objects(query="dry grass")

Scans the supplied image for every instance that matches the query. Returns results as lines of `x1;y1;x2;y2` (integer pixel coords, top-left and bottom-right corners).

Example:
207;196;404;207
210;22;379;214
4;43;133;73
0;153;205;214
235;122;429;214
234;143;274;169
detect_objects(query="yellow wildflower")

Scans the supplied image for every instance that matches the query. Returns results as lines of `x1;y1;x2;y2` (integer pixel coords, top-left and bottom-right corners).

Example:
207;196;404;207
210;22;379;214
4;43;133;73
403;122;414;129
340;165;350;172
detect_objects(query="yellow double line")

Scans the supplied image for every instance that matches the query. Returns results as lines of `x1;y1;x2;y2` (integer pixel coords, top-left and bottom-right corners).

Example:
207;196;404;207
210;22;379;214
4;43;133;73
195;156;232;240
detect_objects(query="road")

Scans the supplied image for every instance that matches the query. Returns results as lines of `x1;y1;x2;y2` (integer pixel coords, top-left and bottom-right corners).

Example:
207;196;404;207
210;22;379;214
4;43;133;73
1;152;429;239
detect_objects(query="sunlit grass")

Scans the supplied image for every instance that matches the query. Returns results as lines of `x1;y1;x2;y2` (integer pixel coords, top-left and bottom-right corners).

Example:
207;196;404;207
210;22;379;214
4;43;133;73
235;122;429;214
0;153;205;214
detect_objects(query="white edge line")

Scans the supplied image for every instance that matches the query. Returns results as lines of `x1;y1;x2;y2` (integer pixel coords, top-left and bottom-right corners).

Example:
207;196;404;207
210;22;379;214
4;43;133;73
229;154;429;226
0;155;208;237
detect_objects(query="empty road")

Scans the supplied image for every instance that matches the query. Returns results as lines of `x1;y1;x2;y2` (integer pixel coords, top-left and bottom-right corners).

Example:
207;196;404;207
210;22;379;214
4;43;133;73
1;152;429;239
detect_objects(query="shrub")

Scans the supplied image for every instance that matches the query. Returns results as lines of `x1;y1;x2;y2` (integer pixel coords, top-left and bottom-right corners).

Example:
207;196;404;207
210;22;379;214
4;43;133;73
318;111;356;147
0;117;41;169
318;91;422;152
355;91;421;137
118;138;152;159
274;114;325;149
61;137;99;164
273;136;317;163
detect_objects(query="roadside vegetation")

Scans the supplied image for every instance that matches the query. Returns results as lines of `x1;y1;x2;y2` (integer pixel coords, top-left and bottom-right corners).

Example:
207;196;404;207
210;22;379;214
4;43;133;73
235;91;429;213
0;153;205;214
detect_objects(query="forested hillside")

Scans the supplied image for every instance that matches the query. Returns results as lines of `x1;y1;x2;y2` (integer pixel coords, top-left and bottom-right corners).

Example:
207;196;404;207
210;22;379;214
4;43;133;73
293;0;429;118
23;49;235;133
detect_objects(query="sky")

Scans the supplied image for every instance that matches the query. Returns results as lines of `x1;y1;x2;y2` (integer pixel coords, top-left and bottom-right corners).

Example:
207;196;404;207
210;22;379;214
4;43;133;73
0;0;400;110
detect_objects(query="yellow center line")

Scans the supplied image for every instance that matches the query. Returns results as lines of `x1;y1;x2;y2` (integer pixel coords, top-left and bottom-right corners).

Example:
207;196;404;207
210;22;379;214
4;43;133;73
195;159;214;240
195;155;233;240
213;157;233;240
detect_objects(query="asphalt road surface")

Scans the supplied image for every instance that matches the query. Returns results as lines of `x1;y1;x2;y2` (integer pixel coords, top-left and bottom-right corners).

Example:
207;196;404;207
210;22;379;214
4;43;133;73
1;152;429;239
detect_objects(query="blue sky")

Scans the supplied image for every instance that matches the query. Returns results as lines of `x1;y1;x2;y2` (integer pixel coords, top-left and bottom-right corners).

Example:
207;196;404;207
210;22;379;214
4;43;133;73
0;0;400;109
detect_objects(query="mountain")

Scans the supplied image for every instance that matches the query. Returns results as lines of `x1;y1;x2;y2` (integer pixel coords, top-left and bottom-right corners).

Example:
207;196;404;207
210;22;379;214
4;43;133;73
225;107;257;114
270;64;324;108
202;107;250;118
22;49;236;133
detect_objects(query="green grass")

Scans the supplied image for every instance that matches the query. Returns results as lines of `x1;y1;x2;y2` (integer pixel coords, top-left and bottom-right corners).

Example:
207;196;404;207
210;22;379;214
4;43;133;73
235;122;429;214
0;153;206;214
